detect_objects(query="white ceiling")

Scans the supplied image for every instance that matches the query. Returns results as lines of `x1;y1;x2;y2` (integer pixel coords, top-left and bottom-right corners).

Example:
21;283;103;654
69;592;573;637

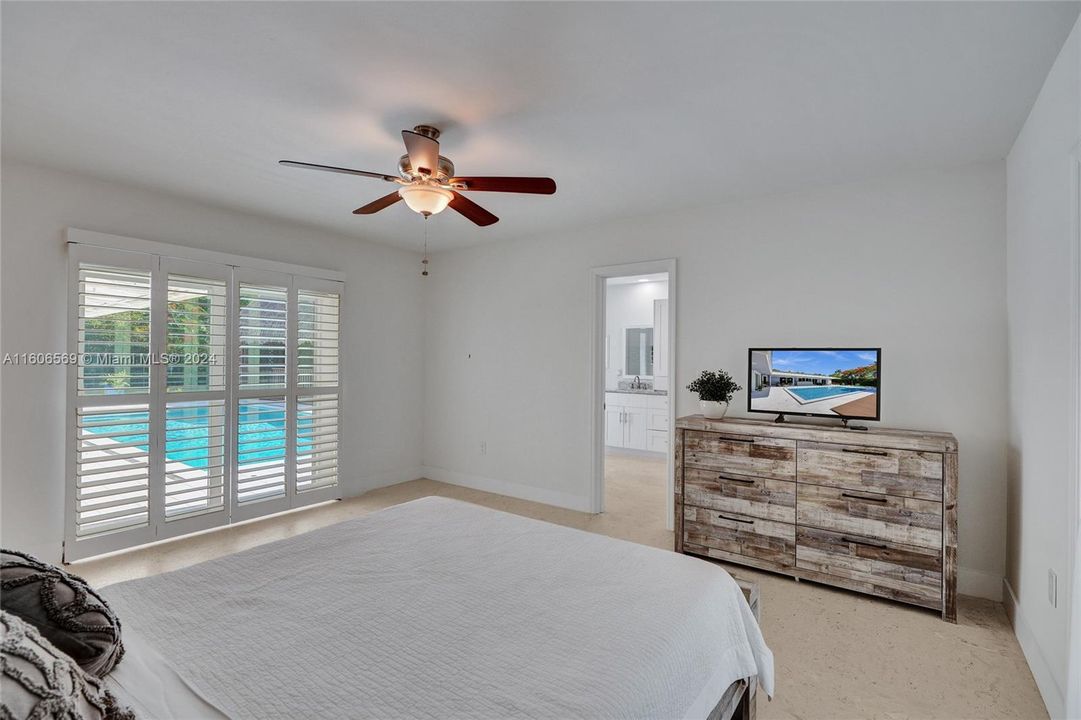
3;2;1077;251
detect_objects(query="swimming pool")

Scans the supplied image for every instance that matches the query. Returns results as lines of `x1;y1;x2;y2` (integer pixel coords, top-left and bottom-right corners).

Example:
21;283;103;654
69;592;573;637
85;404;314;468
787;385;876;402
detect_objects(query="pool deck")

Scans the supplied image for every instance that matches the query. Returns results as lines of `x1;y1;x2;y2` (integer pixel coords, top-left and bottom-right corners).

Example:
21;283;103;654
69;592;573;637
749;386;876;415
831;393;878;418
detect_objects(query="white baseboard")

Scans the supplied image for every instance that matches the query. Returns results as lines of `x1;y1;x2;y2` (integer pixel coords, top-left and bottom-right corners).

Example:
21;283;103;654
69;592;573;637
352;466;425;494
1004;578;1065;719
958;566;1003;601
420;465;593;513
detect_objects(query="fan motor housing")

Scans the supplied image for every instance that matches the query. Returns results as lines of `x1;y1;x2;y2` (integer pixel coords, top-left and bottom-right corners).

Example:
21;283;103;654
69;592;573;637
398;154;455;182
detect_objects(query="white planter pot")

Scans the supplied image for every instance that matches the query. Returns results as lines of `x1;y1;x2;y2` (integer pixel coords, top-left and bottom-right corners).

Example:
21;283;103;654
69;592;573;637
699;400;729;419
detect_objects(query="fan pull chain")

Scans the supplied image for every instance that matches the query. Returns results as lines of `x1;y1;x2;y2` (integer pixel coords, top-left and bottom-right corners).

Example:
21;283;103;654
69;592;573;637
421;216;430;277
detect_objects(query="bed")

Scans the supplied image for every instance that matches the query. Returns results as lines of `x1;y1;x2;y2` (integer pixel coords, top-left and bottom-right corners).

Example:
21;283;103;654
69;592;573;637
100;497;773;719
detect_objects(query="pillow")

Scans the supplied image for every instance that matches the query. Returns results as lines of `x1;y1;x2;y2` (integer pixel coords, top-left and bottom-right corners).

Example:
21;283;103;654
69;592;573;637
0;549;124;676
0;611;134;720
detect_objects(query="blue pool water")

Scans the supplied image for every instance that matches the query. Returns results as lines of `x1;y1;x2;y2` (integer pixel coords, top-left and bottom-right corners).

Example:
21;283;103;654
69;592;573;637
85;405;314;468
788;385;876;402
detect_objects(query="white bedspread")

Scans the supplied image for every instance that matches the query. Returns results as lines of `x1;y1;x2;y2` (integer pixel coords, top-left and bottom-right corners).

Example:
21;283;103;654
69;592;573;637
102;497;773;719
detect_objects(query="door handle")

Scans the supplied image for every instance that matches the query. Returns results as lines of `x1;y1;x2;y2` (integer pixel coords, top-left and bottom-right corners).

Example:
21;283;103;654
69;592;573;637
842;491;889;503
717;474;756;485
717;514;754;525
842;536;888;549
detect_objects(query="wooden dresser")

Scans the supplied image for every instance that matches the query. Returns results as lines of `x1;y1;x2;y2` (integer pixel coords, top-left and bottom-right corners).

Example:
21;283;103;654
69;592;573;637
674;416;958;622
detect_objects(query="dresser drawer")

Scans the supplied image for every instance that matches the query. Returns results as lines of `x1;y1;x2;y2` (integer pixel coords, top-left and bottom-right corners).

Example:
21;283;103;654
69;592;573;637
684;431;796;481
797;441;943;500
683;505;795;567
796;526;942;608
684;468;796;523
796;482;942;549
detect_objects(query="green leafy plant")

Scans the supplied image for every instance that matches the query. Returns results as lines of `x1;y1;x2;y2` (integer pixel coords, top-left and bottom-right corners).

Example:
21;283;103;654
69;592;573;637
686;370;742;403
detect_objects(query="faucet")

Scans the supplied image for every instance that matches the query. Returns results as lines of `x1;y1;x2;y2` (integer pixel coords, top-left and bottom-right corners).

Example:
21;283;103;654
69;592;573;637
633;375;641;390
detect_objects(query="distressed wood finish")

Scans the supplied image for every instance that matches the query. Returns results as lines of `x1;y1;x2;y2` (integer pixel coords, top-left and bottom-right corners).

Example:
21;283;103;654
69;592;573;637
797;441;943;500
796;526;943;608
707;679;754;720
684;506;796;567
677;415;957;453
684;431;796;481
735;577;760;621
942;451;958;622
674;428;685;554
674;416;958;622
684;468;796;523
796;483;943;549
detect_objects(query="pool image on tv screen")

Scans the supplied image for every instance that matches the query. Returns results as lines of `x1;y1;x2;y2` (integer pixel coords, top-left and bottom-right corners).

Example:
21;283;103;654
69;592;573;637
748;348;880;420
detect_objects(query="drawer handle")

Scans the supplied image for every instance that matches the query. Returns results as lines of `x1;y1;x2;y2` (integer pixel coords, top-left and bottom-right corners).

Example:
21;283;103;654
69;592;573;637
842;536;888;549
717;474;756;485
717;514;755;525
842;491;889;503
720;437;756;444
842;448;889;457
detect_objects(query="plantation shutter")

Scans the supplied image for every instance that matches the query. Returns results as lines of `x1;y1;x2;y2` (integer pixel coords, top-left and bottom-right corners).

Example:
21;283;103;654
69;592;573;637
67;247;158;557
232;271;292;522
158;260;231;539
66;238;343;561
295;284;341;498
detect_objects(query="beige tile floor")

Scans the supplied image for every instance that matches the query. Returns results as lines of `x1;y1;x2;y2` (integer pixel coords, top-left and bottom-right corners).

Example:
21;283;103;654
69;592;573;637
74;453;1048;720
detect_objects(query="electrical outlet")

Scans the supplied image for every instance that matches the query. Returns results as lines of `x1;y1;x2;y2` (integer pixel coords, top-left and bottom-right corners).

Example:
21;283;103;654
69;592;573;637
480;441;487;456
1049;569;1058;608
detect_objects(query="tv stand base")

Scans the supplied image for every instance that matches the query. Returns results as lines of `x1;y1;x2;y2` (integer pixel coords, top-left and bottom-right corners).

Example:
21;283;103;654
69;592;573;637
840;417;869;431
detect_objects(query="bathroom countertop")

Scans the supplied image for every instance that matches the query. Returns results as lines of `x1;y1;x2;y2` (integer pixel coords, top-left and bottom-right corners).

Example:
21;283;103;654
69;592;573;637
606;388;668;396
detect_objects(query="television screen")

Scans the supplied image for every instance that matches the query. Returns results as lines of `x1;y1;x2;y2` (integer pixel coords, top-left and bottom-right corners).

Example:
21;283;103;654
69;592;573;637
747;348;881;421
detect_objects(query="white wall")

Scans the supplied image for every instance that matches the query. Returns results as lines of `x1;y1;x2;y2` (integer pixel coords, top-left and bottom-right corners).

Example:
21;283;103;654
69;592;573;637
0;160;425;563
605;279;668;388
1004;17;1080;720
423;161;1008;599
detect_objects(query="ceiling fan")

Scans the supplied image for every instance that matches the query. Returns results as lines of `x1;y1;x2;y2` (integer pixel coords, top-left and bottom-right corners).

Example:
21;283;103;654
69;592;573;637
279;125;556;227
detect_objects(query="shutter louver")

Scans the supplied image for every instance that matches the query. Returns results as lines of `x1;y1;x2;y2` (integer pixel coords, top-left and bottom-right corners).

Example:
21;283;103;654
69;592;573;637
297;290;339;388
237;397;288;504
239;284;287;390
164;400;226;520
78;266;151;395
168;275;226;392
296;394;338;492
75;404;151;538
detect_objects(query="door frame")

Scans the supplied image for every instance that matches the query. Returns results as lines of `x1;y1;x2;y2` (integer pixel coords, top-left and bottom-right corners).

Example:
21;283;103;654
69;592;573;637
1065;144;1081;720
589;259;677;530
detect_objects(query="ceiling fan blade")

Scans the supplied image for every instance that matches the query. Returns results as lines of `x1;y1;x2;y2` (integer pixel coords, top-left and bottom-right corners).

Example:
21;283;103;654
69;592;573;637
448;176;556;194
352;191;403;215
449;191;499;226
401;130;440;177
279;160;398;183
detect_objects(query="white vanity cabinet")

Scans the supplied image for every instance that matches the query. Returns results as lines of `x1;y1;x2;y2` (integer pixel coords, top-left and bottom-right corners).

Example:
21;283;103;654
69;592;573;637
605;392;669;453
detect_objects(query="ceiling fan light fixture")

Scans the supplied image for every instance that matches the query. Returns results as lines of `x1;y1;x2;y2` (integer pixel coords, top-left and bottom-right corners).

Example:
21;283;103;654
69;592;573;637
398;184;453;216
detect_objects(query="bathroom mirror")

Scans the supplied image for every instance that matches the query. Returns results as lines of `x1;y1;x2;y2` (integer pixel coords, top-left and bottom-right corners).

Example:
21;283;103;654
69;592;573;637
624;326;654;377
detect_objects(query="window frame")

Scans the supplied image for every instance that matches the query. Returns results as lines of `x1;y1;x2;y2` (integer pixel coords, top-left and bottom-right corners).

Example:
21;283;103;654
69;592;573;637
64;232;343;561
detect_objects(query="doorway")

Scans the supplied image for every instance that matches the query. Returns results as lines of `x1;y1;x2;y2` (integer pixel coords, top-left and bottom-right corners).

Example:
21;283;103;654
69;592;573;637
590;260;676;533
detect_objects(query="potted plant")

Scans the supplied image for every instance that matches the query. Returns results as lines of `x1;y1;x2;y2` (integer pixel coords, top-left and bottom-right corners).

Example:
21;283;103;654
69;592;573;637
687;370;742;419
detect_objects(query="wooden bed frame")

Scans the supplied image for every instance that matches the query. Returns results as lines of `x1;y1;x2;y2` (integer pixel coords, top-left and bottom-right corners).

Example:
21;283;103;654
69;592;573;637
709;577;760;720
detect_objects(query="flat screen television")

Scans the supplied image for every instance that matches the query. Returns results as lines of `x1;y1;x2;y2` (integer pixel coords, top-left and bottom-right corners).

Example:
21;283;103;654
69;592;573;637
747;348;881;421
